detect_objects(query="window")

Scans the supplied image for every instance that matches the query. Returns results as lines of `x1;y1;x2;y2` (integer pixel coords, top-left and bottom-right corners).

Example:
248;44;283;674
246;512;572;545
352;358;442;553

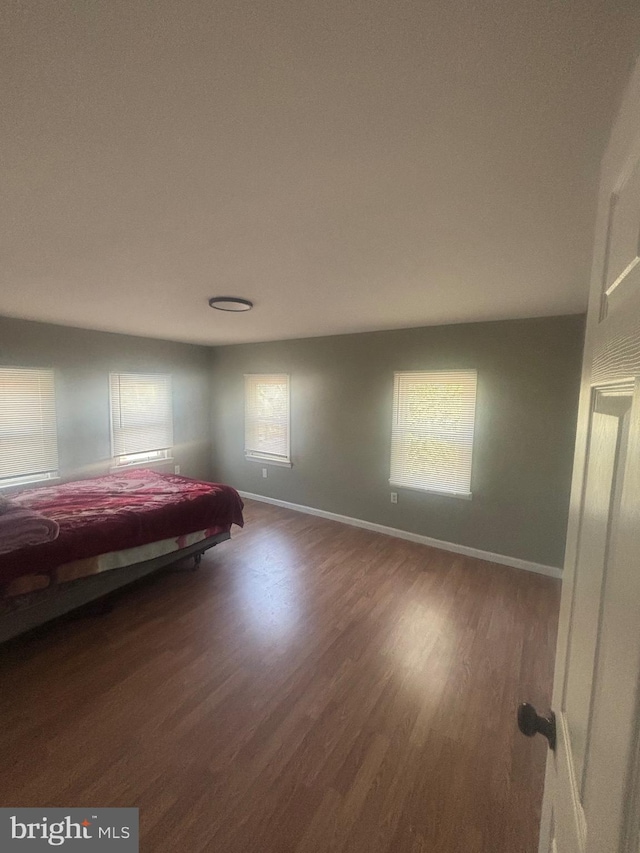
390;369;477;498
244;374;291;466
0;367;59;487
110;373;173;466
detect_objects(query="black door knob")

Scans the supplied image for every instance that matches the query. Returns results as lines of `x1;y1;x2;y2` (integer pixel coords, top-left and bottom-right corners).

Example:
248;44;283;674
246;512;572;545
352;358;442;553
517;702;556;751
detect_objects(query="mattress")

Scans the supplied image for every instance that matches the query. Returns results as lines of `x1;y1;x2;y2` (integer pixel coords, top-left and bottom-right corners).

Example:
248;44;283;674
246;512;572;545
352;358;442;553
0;469;244;594
3;528;216;598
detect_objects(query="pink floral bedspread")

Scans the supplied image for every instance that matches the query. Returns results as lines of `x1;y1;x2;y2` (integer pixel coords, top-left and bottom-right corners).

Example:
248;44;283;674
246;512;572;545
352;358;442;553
0;470;244;588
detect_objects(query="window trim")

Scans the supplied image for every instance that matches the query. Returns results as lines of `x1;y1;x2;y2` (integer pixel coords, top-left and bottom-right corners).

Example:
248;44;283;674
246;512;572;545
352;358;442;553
388;481;473;501
0;471;60;491
111;449;173;472
389;368;477;500
244;373;292;467
245;454;293;468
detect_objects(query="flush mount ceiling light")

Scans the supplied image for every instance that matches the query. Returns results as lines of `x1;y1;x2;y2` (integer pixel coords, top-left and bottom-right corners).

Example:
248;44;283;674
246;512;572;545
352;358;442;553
208;296;253;312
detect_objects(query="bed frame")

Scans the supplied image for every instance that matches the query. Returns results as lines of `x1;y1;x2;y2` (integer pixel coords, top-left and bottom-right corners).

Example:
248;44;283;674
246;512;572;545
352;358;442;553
0;531;230;644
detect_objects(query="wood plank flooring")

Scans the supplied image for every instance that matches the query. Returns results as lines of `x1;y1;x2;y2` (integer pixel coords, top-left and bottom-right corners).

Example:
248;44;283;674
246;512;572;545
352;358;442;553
0;499;560;852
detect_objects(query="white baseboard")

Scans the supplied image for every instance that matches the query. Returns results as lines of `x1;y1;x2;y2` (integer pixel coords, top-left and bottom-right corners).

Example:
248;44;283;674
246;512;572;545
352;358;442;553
237;490;562;579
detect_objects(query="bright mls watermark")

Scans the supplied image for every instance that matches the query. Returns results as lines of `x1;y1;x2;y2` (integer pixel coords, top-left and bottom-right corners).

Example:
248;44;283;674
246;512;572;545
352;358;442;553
0;809;138;851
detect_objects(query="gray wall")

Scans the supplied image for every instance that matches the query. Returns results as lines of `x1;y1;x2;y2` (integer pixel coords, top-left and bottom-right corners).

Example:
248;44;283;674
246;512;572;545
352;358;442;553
0;316;212;482
210;315;584;568
0;313;584;567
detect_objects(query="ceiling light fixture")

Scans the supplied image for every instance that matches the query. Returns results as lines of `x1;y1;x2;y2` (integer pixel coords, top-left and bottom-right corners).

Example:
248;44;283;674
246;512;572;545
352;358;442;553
208;296;253;312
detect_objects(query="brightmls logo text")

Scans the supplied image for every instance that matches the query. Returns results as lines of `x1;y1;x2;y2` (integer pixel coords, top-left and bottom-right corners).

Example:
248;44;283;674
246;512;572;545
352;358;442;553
1;809;138;851
11;815;96;845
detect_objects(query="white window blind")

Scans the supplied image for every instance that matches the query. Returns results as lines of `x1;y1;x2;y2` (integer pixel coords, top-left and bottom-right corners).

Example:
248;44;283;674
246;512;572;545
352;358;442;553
245;374;291;464
0;367;59;484
390;370;477;497
110;373;173;459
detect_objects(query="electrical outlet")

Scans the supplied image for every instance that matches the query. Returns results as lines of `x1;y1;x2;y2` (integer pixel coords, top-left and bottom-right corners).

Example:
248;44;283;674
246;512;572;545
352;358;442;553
262;468;268;478
174;465;181;475
390;492;398;504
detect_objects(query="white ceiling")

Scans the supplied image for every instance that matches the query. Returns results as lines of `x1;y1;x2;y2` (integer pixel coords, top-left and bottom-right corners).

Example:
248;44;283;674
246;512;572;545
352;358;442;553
1;1;639;346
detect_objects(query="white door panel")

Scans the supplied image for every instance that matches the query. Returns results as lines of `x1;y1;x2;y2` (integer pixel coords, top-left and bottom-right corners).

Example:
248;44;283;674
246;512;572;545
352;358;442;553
537;54;640;853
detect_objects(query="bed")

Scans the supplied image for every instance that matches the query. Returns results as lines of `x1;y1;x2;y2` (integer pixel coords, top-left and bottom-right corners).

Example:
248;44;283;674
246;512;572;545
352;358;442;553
0;469;244;642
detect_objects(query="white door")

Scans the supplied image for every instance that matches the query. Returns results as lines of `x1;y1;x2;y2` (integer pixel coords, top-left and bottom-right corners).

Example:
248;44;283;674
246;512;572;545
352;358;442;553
533;54;640;853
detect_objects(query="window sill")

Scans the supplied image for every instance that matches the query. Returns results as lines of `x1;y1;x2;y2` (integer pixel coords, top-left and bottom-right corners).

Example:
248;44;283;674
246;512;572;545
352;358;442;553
110;458;174;473
245;455;292;469
389;482;472;501
0;475;60;492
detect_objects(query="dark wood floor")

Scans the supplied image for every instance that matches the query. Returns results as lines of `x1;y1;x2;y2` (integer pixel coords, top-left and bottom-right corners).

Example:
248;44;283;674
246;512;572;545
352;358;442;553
0;499;560;852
